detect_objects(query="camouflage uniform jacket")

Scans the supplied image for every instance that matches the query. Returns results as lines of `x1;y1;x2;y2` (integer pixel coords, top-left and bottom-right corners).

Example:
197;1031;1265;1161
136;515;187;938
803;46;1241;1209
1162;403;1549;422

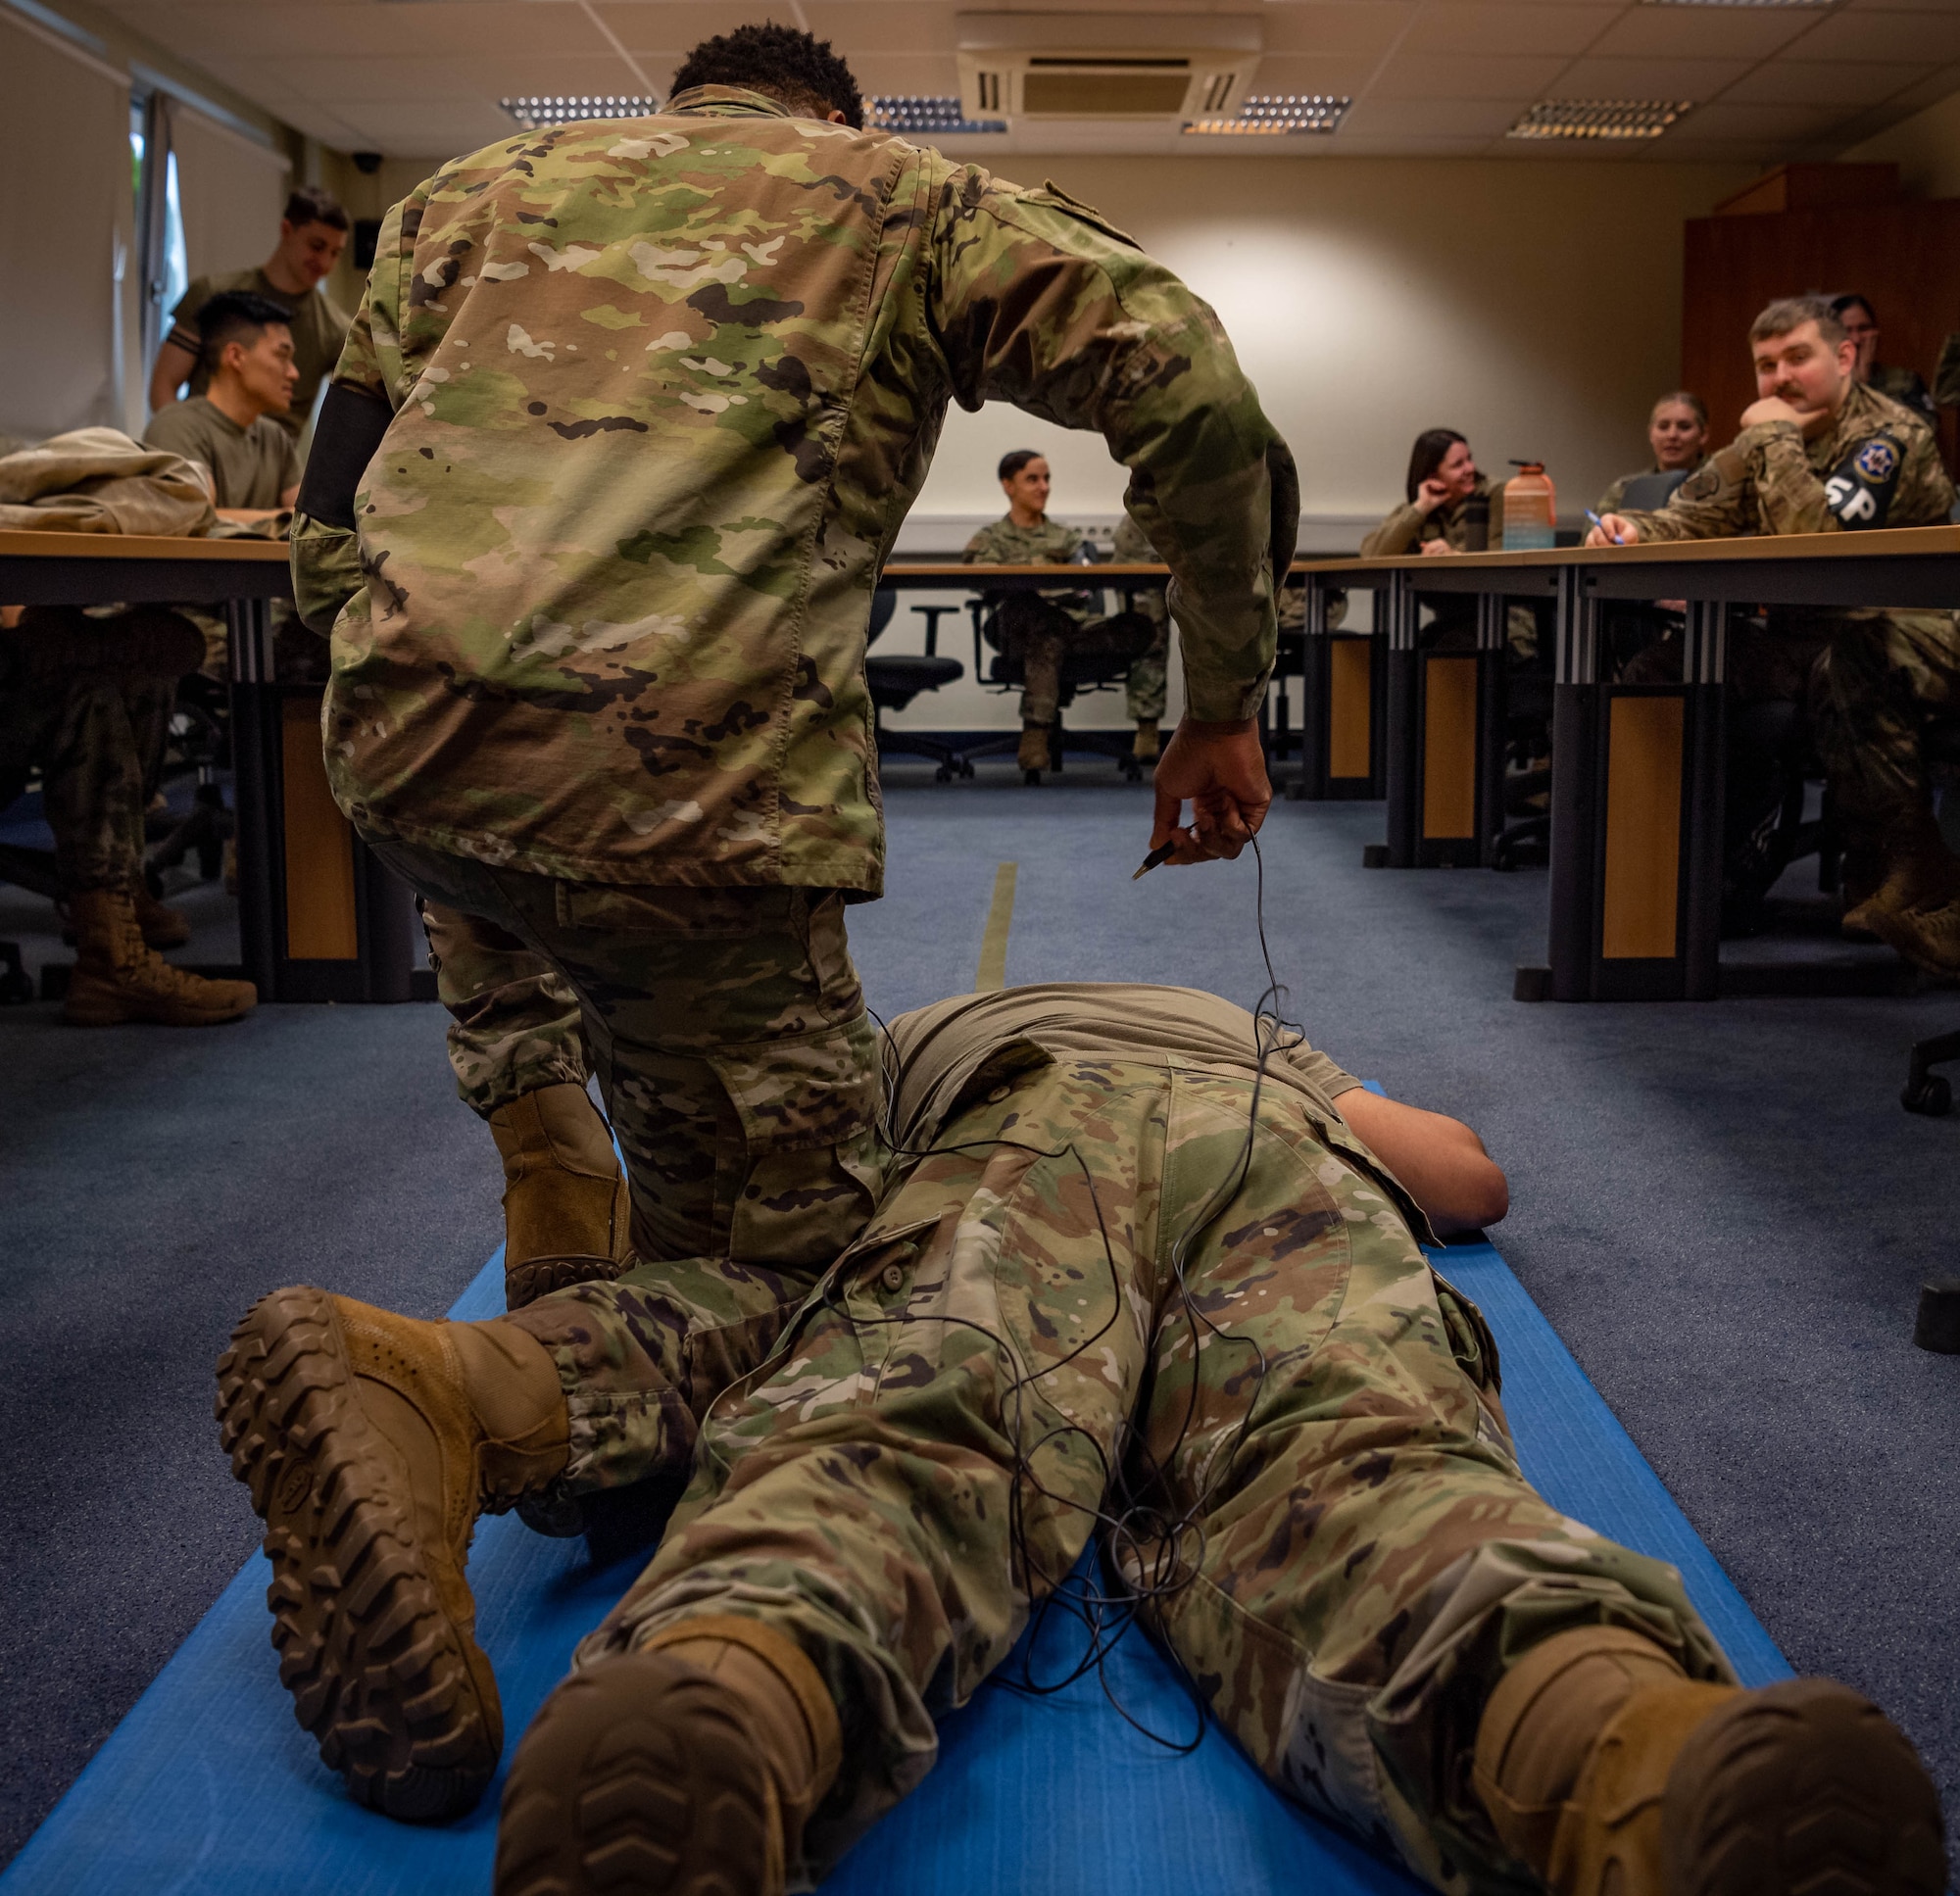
294;86;1294;895
1868;363;1934;421
1358;474;1506;559
1615;381;1953;547
962;513;1094;621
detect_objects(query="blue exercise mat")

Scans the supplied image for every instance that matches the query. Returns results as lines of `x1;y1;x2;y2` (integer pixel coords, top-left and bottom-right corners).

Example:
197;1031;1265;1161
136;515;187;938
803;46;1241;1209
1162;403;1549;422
1;1238;1788;1896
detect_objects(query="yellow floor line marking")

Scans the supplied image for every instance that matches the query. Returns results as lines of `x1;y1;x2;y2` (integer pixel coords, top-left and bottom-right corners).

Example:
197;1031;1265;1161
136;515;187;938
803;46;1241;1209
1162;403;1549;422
976;861;1017;992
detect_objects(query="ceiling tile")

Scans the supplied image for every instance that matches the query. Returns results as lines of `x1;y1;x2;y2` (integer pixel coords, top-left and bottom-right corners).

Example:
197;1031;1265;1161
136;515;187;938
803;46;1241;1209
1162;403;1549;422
588;4;799;57
1723;58;1925;104
331;99;518;157
800;4;956;55
1550;55;1752;97
1258;5;1419;59
1242;53;1379;93
1679;98;1855;140
1339;95;1534;134
850;53;965;94
1581;7;1823;60
1367;51;1569;97
268;52;641;104
1793;8;1960;59
1397;4;1623;58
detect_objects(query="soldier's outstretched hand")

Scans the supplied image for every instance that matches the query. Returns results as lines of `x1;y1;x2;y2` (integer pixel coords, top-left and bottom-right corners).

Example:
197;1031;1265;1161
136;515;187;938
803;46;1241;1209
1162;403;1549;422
1149;717;1271;865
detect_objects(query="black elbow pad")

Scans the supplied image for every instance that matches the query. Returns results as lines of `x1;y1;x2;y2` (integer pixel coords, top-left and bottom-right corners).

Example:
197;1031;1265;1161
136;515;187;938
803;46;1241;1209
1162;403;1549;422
297;382;395;531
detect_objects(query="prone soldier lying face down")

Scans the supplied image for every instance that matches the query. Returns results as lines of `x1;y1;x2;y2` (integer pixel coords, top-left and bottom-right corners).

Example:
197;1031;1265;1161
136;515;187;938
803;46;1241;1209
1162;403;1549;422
217;982;1944;1896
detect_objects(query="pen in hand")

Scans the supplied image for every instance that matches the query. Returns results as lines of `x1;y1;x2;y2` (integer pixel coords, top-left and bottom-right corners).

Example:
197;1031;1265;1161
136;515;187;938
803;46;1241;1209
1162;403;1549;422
1586;508;1627;546
1132;841;1177;881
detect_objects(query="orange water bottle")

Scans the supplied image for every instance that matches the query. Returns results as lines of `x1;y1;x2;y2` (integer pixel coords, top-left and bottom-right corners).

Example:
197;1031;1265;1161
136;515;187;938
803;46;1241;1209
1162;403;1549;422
1502;461;1556;551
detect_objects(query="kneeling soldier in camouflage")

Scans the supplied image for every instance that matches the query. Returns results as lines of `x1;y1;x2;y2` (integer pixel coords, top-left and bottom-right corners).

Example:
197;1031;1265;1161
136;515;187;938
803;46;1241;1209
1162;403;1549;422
291;24;1290;1305
218;983;1943;1896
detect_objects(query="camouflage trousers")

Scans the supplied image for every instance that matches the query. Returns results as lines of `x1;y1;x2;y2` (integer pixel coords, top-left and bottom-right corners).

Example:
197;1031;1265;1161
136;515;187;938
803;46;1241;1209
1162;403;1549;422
1807;608;1960;835
371;840;887;1271
1124;592;1172;723
987;595;1160;726
538;1057;1732;1893
0;607;199;897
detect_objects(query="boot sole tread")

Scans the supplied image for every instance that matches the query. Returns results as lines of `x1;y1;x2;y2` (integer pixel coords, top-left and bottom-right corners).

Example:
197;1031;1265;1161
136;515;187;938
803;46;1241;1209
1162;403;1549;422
215;1286;497;1822
496;1653;775;1896
1665;1679;1947;1896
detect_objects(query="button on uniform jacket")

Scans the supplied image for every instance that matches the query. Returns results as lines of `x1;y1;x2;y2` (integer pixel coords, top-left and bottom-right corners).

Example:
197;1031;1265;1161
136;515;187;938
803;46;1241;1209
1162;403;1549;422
294;86;1295;894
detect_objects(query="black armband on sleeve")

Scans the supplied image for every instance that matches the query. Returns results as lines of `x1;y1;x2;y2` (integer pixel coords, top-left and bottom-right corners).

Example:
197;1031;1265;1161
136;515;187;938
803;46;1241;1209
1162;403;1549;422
297;382;394;531
1821;431;1904;530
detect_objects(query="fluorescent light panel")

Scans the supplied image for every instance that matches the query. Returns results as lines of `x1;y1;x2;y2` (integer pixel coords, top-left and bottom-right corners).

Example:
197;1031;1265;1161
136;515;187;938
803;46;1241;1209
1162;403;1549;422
1185;93;1350;135
870;95;1007;132
502;95;659;127
1508;99;1692;139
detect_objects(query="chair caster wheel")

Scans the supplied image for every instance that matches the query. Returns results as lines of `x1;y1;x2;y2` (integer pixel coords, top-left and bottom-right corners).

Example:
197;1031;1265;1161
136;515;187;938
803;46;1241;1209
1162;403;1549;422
1024;768;1042;786
935;765;954;783
1902;1075;1952;1117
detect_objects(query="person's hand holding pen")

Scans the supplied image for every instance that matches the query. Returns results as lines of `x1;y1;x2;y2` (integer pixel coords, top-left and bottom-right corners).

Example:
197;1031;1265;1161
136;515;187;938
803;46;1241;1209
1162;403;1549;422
1138;717;1270;873
1585;509;1642;548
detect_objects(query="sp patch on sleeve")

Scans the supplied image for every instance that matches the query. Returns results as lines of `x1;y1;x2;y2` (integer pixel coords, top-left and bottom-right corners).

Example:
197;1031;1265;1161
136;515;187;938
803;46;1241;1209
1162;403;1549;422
1822;431;1904;528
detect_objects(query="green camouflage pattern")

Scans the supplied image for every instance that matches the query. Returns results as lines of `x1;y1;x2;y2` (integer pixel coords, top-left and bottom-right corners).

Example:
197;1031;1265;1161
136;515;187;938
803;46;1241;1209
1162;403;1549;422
417;900;589;1117
294;86;1292;896
1110;511;1172;722
1615;380;1960;839
984;594;1154;727
377;839;886;1268
0;608;202;897
1615;381;1953;545
1868;362;1935;420
561;1045;1730;1892
1360;474;1505;559
962;513;1097;622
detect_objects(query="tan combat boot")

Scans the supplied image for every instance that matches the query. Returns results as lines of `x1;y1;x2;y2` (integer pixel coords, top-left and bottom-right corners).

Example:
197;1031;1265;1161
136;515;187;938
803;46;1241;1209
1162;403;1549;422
496;1616;841;1896
1473;1626;1945;1896
488;1083;633;1309
131;882;192;948
1842;812;1960;975
1133;716;1160;761
60;883;190;949
1017;723;1052;772
216;1288;569;1821
63;888;256;1026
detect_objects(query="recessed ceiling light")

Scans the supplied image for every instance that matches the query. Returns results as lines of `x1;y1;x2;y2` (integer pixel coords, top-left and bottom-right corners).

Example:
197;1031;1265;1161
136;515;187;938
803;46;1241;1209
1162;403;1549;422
1185;94;1351;136
869;95;1007;133
501;96;659;128
1508;99;1692;140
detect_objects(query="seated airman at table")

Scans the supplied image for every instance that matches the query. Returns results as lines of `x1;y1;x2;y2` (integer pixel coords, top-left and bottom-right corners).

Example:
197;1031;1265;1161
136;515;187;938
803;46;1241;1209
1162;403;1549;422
1596;391;1710;517
144;291;316;682
1590;295;1960;973
963;451;1157;771
1361;429;1538;659
0;430;257;1026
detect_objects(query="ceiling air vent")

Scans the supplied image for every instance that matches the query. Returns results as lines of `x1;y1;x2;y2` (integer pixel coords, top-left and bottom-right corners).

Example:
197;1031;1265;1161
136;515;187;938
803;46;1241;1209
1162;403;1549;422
1507;99;1692;140
956;13;1262;124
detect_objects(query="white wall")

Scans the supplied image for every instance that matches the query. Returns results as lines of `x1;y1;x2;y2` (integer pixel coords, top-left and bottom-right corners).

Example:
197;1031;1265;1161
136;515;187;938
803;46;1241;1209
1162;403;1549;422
341;145;1750;731
1845;86;1960;199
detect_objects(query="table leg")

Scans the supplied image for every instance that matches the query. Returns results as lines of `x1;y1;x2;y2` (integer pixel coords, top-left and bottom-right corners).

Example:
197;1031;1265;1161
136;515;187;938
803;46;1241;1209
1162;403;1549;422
226;598;281;1000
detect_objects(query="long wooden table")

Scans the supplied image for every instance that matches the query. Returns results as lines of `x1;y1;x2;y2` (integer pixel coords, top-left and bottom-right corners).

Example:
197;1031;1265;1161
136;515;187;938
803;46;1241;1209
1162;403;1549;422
0;528;419;1004
1297;526;1960;1000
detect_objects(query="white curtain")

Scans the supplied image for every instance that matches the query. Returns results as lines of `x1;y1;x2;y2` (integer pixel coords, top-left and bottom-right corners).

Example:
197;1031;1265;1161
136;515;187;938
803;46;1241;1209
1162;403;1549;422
0;11;134;441
172;103;290;286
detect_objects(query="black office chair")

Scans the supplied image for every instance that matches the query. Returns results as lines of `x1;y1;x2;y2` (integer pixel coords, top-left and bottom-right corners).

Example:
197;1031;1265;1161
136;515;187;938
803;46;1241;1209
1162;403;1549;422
1490;670;1552;872
961;584;1147;787
0;772;56;1004
864;590;970;782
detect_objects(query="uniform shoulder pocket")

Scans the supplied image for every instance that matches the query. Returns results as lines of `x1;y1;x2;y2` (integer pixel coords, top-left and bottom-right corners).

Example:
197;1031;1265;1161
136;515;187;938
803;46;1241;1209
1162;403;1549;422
1026;179;1141;251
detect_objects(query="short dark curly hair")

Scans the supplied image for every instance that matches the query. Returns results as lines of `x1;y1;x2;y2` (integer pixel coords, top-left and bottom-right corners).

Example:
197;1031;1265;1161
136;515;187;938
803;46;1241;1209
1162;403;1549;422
669;23;864;128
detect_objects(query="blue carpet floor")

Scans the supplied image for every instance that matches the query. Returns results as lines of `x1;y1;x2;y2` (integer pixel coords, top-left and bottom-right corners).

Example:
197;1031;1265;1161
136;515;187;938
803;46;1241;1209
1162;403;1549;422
2;766;1953;1875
